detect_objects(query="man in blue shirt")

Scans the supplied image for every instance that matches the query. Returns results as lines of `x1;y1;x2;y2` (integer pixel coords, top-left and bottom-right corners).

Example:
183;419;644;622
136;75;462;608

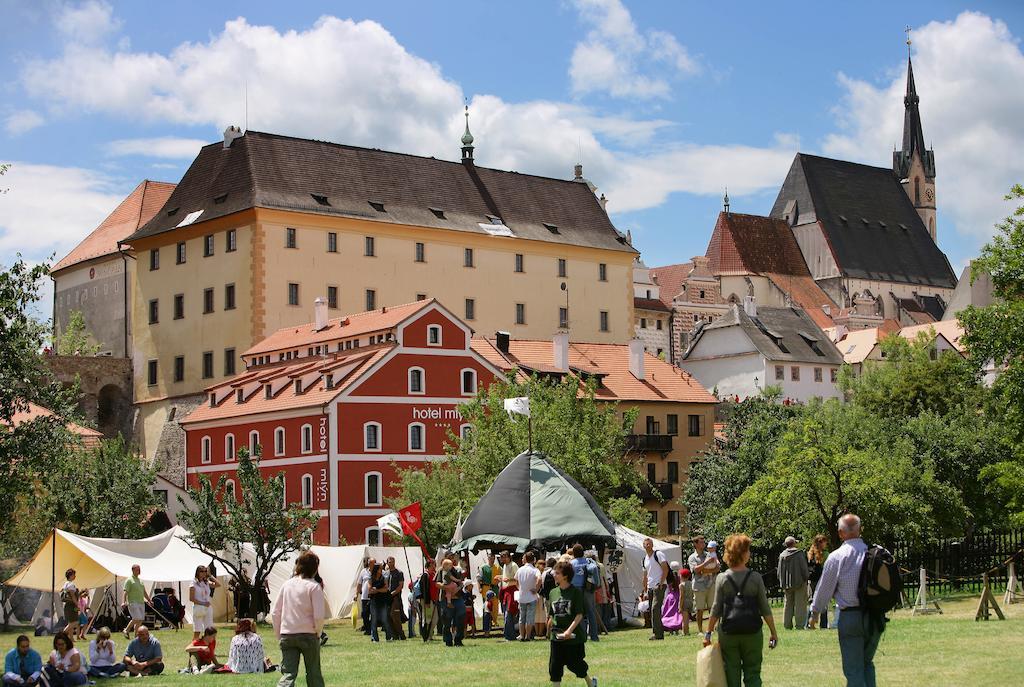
3;635;42;686
809;514;878;687
123;626;164;677
569;544;600;642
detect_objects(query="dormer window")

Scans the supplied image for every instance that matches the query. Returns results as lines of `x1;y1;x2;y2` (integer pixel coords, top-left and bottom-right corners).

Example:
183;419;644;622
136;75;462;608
429;207;445;219
543;222;559;233
368;200;385;213
294;379;302;394
427;325;442;347
236;389;243;403
265;385;272;400
311;193;330;206
213;193;228;204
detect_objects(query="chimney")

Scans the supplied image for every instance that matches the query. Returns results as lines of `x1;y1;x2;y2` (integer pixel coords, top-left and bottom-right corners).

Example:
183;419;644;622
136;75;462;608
313;297;328;331
743;295;757;318
553;331;569;372
496;331;510;354
223;125;244;148
629;338;645;380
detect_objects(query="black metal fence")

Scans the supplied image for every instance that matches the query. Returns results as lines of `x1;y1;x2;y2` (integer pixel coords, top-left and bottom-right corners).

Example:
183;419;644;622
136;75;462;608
742;529;1024;602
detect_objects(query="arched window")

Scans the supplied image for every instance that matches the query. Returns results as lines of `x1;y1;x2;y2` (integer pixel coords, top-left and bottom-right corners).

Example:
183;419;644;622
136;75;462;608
224;434;236;462
408;367;425;395
461;368;477;396
365;472;382;506
301;424;313;454
364;422;381;452
224;479;236;501
274;427;286;456
249;430;260;456
914;177;921;205
365;527;381;546
201;436;211;464
408;422;425;452
301;474;313;507
427;325;442;347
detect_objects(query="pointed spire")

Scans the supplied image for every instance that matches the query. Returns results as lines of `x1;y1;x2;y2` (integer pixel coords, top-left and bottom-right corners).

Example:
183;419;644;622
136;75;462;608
723;187;730;214
893;29;934;180
461;104;474;164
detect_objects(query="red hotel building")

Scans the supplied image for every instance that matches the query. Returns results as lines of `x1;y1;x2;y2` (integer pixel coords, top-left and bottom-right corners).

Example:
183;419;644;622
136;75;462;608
181;298;503;545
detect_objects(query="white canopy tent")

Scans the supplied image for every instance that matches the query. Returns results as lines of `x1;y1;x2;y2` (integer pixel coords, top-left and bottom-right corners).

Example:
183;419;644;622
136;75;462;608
611;525;682;620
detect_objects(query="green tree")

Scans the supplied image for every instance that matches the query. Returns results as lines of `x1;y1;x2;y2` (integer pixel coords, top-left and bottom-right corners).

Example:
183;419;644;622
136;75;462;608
45;436;160;538
56;310;100;356
725;400;965;548
391;374;644;549
177;448;317;607
0;258;79;542
959;184;1024;523
681;389;802;536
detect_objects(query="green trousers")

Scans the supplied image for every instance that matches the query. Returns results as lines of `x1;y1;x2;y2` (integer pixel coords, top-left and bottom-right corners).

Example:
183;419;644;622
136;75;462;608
278;633;324;687
718;628;764;687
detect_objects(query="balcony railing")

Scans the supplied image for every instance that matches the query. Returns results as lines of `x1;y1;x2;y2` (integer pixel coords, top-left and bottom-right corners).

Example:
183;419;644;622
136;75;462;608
638;481;675;501
625;434;673;452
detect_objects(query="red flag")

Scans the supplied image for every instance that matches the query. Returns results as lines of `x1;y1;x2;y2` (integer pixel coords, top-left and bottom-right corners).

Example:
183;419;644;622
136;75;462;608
398;502;423;535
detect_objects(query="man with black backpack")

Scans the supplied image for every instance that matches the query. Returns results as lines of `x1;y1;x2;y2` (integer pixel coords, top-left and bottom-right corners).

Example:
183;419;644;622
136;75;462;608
810;514;901;687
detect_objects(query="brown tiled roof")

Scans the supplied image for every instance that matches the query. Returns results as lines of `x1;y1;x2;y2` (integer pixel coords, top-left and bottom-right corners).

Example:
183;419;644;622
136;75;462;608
471;338;717;404
899;319;965;352
8;402;103;446
648;262;692;307
183;346;391;424
243;299;435;358
52;180;175;274
763;273;837;330
705;212;811;276
124;131;634;255
634;297;671;313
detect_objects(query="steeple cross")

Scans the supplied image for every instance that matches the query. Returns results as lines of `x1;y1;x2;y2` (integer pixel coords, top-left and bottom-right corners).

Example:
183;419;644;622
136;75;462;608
905;25;912;55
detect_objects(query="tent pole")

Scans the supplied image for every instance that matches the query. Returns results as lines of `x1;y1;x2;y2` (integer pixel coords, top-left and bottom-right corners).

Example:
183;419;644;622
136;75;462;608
50;528;56;622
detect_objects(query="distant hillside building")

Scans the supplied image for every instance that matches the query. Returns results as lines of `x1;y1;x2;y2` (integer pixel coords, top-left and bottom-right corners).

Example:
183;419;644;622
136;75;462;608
632;258;672;358
770;55;955;321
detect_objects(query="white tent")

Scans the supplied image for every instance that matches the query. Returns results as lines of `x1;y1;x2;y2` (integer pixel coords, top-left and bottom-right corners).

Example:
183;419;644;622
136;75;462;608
611;525;682;620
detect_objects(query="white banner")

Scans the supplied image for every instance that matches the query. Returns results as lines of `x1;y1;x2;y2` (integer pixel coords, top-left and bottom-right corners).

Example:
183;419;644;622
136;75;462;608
503;396;530;417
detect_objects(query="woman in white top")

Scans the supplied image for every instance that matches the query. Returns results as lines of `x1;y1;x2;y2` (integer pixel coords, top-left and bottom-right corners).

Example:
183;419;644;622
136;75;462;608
189;565;219;641
225;618;267;674
87;627;126;678
44;632;87;686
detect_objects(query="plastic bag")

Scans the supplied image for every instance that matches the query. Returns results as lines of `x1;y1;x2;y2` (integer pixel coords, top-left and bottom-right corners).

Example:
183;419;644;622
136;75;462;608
696;642;727;687
351;601;360;629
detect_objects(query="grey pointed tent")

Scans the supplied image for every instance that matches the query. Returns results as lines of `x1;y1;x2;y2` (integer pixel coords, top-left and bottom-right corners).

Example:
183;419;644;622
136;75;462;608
451;451;617;553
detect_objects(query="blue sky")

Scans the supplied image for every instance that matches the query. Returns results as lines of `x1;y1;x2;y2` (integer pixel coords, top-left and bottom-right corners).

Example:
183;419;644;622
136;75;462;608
3;0;1024;303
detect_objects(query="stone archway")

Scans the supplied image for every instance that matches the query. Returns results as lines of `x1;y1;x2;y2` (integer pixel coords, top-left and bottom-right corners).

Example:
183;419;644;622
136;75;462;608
97;383;129;438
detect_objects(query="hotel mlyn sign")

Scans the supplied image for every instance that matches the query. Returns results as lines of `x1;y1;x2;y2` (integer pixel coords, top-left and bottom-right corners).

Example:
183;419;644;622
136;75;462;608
181;298;503;545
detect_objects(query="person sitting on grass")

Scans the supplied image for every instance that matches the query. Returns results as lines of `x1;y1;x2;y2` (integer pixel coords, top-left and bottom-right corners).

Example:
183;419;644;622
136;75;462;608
123;626;163;677
547;561;597;687
220;618;267;674
3;635;42;686
87;627;125;678
185;627;220;671
43;632;87;687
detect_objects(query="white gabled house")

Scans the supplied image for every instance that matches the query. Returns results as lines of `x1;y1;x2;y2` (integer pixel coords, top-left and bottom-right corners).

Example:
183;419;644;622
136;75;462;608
681;297;844;404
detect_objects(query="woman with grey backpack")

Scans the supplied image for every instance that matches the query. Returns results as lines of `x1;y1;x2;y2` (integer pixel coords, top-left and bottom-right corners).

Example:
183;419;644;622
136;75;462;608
702;534;779;687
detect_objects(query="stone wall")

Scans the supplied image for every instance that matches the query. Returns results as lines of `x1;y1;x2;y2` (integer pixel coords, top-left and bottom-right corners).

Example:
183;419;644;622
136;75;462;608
151;394;206;487
45;355;133;440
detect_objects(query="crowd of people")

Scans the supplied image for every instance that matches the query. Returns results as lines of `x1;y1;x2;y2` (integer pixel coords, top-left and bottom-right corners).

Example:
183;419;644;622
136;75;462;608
5;513;891;687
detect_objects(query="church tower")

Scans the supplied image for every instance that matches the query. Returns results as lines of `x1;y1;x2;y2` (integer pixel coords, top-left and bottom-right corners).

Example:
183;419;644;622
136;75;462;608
893;37;937;242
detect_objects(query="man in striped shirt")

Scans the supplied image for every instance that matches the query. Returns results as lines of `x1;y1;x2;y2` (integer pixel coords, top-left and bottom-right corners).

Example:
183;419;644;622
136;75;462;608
809;514;880;687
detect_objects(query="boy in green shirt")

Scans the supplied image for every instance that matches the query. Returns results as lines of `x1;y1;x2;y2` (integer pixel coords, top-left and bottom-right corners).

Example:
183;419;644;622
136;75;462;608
547;560;597;687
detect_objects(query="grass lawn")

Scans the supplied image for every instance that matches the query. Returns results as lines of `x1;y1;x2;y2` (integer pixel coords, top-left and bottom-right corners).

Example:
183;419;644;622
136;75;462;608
3;594;1022;685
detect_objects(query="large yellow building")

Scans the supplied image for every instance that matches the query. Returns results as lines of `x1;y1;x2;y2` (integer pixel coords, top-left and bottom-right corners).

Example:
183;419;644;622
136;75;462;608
121;127;637;475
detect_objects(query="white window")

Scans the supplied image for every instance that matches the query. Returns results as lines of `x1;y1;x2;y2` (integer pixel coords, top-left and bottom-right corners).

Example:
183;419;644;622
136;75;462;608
409;422;425;452
301;424;313;454
365;527;381;546
364;422;382;452
224;479;236;501
201;436;212;464
365;472;382;506
301;474;313;508
427;325;442;347
224;434;236;462
249;430;260;456
408;367;425;394
461;368;477;396
274;427;286;456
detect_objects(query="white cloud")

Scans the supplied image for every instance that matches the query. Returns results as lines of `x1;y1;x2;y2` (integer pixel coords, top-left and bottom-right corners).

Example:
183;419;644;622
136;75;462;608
106;137;207;159
823;12;1024;244
4;110;44;136
0;163;123;262
569;0;698;99
55;0;121;43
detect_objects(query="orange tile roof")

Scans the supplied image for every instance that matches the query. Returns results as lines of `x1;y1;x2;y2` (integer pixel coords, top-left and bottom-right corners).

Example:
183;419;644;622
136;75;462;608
649;263;692;307
899;319;965;352
763;272;838;329
471;338;717;404
244;299;435;358
183;345;392;424
8;402;103;442
52;180;176;273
